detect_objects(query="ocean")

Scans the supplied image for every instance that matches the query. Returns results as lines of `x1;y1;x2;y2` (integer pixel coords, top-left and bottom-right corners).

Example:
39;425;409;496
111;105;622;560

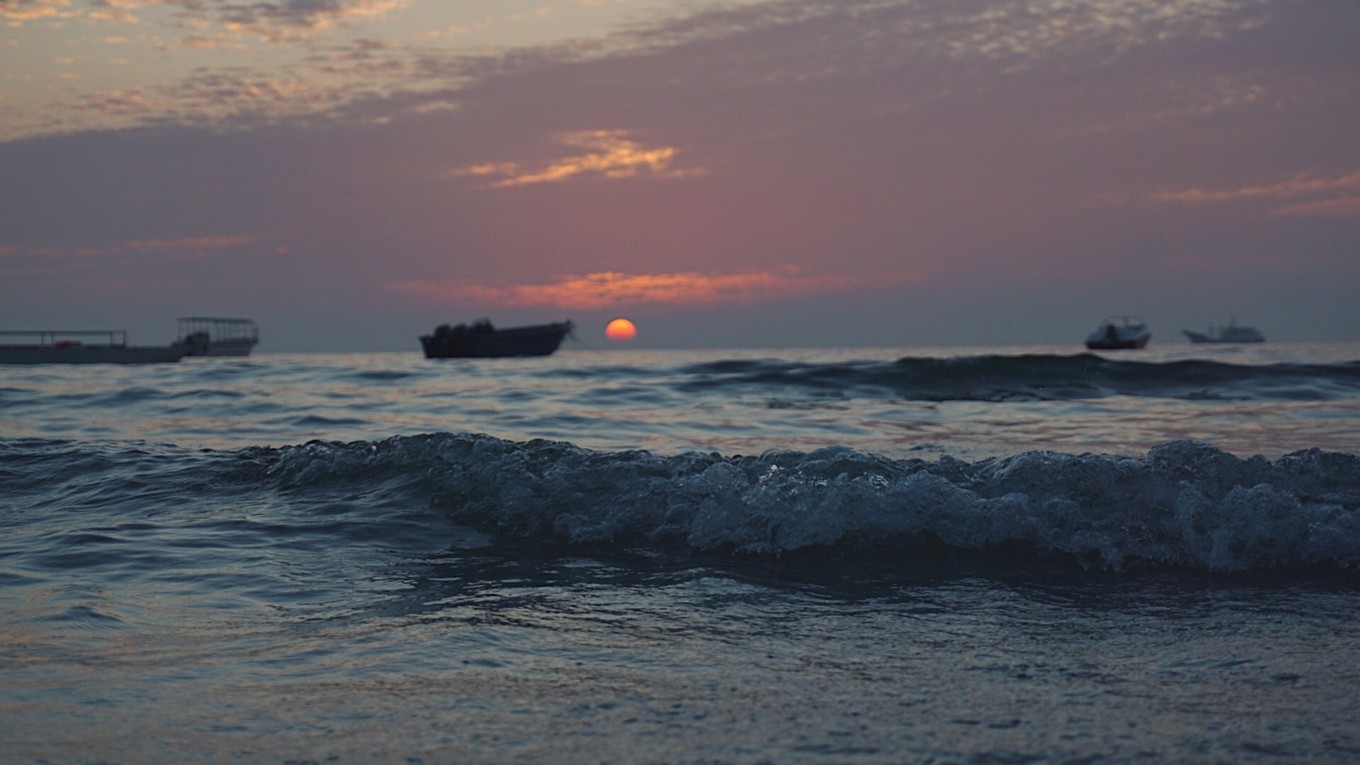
2;342;1358;764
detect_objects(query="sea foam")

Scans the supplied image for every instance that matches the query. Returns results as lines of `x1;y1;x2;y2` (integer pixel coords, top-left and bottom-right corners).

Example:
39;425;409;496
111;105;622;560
253;433;1360;572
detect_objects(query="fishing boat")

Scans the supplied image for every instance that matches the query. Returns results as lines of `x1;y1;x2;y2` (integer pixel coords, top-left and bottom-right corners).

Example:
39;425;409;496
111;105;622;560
1183;319;1264;344
1084;316;1151;350
0;329;206;365
177;316;259;356
420;319;573;359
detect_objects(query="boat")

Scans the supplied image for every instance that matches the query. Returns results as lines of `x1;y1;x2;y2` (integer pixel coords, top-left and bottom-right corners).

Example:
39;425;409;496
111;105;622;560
177;316;259;356
1183;319;1264;344
1085;316;1151;350
0;329;207;365
420;319;573;358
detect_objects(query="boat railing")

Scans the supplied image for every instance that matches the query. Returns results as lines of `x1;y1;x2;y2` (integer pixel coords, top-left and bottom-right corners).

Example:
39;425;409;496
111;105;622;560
0;330;128;348
176;317;259;342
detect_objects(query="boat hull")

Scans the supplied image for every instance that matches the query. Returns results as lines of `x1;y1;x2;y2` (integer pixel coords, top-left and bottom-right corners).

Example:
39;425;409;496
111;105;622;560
1085;316;1150;350
1086;336;1149;350
1183;329;1264;344
0;345;189;364
420;321;572;359
187;338;259;357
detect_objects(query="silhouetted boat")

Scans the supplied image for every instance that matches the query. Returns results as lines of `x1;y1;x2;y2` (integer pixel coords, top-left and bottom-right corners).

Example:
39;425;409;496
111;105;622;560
1183;319;1264;344
0;329;207;365
1085;316;1150;350
177;317;259;356
420;319;573;358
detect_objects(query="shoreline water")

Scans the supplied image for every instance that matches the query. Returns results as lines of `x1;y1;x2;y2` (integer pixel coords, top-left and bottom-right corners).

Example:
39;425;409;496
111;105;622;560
3;343;1357;763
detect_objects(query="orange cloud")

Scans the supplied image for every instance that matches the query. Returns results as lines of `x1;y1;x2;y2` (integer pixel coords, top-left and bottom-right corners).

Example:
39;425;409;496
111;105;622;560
1;0;73;25
386;269;865;310
446;130;705;188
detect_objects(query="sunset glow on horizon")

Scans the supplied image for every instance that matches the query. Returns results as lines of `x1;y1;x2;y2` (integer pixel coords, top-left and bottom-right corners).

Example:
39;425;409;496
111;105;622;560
385;269;872;311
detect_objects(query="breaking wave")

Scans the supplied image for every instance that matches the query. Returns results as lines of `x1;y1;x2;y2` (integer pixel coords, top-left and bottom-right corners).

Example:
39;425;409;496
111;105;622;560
232;433;1360;573
7;432;1358;574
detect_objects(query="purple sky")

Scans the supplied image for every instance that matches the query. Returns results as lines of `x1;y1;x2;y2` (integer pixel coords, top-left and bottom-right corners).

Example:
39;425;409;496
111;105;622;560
2;0;1357;351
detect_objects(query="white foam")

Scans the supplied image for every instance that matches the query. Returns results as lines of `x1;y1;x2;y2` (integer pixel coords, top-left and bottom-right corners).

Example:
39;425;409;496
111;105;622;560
265;434;1360;572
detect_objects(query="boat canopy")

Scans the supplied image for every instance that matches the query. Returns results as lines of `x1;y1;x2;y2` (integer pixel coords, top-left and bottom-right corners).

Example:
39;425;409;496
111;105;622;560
177;317;259;342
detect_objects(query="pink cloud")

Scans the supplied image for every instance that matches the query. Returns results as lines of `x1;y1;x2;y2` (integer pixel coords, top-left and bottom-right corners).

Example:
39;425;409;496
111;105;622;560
1148;169;1360;206
0;234;262;259
386;269;869;310
1269;196;1360;219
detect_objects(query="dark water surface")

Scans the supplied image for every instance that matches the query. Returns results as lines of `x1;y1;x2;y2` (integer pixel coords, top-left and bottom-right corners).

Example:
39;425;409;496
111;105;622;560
2;344;1358;763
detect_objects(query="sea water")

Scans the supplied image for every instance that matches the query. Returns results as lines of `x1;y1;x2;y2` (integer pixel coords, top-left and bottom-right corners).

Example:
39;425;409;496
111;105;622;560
2;343;1358;763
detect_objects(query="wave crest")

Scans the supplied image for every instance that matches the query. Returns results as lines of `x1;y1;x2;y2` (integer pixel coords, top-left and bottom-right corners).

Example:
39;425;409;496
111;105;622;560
678;354;1360;401
250;434;1360;572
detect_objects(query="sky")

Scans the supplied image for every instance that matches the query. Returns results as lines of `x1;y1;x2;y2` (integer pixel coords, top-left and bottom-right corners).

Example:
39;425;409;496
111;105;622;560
2;0;1357;352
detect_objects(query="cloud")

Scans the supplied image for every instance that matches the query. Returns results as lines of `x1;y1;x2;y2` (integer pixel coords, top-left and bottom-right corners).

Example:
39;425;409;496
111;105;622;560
7;0;1346;144
3;0;407;36
0;234;263;260
1268;196;1360;219
447;130;705;188
386;269;865;310
52;68;373;132
1149;170;1360;205
1137;169;1360;218
1;0;75;24
218;0;409;40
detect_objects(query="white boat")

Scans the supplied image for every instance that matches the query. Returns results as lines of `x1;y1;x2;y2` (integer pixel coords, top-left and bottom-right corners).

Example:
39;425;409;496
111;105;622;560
177;317;259;356
1183;319;1264;344
0;330;206;365
1085;316;1150;350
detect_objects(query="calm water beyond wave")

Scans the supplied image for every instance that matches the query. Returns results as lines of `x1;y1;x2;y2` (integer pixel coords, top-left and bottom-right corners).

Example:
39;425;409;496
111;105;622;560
3;343;1359;763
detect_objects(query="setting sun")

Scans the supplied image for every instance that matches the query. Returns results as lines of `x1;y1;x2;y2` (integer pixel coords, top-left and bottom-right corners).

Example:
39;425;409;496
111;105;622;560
605;317;638;342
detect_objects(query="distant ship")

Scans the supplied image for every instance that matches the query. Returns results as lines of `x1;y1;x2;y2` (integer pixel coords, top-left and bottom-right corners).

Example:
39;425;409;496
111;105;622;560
420;319;573;358
1183;319;1265;344
1085;316;1150;350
